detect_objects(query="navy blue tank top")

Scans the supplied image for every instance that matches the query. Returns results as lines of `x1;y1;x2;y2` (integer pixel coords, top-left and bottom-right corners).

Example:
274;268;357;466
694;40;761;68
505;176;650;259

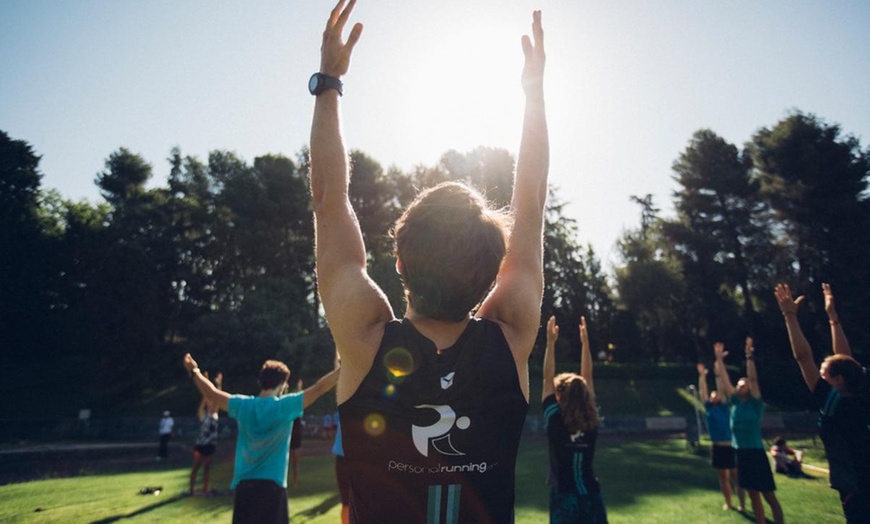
339;318;529;523
543;395;601;495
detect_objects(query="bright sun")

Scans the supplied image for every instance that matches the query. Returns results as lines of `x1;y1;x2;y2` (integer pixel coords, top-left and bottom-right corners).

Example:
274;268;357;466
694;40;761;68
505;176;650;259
390;18;528;163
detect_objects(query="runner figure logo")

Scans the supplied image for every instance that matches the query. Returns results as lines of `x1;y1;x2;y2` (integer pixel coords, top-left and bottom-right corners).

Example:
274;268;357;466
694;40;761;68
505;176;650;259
412;404;471;457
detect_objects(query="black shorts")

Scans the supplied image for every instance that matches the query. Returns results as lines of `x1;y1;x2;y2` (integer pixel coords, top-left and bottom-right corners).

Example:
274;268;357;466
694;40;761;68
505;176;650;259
335;455;350;505
290;420;302;449
711;444;737;469
840;488;870;523
736;448;776;492
233;479;288;524
194;444;216;457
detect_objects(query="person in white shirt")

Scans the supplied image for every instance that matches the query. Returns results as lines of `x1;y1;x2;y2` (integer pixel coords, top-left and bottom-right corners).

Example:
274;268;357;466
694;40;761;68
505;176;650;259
157;410;174;460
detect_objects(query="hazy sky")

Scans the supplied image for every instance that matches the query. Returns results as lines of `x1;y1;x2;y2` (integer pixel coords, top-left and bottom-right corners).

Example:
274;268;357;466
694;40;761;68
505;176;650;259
2;0;869;265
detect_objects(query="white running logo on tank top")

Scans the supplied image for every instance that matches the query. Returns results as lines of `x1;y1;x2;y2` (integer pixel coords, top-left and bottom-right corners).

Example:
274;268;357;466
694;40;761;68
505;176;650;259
412;404;471;457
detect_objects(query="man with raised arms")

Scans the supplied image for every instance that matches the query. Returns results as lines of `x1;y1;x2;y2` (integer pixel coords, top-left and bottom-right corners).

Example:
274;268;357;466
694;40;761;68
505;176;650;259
308;1;549;521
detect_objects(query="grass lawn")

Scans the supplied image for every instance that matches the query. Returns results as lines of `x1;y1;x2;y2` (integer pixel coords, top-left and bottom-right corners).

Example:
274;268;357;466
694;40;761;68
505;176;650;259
0;436;843;523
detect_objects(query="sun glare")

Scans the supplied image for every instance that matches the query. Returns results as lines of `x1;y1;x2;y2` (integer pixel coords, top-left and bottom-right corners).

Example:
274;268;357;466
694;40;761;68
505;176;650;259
393;19;527;160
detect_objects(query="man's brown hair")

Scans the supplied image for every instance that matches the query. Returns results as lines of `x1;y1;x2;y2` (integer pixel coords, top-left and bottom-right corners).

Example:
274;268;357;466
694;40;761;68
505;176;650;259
258;360;291;391
392;181;510;322
823;354;867;395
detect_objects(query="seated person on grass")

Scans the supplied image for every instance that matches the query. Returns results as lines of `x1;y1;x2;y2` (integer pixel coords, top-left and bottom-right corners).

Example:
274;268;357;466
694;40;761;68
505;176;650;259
769;436;803;476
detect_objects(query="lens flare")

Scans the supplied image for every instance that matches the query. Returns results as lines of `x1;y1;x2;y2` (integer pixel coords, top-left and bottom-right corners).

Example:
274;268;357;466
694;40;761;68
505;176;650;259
384;384;396;397
364;413;387;437
383;346;415;381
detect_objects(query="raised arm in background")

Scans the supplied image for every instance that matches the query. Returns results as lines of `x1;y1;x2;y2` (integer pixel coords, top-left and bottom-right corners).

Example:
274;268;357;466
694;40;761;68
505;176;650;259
197;371;210;420
823;282;852;357
774;283;820;391
197;371;219;419
302;364;341;409
542;315;558;401
309;0;393;387
476;11;549;367
184;354;231;413
713;343;735;397
697;363;710;402
713;360;729;399
579;316;595;398
744;337;761;399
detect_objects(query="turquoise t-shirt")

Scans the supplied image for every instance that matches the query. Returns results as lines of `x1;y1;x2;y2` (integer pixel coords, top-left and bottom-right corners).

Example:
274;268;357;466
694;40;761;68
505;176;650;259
729;394;764;449
331;412;343;457
227;392;304;488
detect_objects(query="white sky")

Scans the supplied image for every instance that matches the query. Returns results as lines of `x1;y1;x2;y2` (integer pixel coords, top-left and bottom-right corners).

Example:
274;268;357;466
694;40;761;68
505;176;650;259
2;0;869;266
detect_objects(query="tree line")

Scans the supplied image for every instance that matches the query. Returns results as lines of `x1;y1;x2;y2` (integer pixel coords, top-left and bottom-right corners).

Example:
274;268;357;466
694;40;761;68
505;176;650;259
1;110;867;414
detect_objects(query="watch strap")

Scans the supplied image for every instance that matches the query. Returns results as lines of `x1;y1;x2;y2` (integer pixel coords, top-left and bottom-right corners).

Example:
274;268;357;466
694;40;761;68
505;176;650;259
310;73;343;96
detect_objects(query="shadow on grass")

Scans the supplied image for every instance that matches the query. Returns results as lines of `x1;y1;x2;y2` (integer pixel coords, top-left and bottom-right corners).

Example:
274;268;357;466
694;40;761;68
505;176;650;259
89;492;187;523
515;435;830;517
599;440;718;508
291;493;341;520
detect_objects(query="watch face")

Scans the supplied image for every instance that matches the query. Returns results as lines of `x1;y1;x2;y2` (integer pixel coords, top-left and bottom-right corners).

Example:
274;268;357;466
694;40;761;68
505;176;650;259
309;73;321;95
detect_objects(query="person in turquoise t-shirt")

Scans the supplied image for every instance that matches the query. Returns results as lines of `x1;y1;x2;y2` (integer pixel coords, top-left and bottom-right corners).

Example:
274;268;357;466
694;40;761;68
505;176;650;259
697;362;744;512
714;339;783;524
183;353;340;524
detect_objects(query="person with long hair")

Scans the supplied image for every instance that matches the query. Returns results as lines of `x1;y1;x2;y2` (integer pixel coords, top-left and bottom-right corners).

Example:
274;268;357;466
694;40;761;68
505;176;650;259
714;339;784;524
308;0;549;521
542;315;607;523
697;362;745;512
189;370;222;495
775;282;870;522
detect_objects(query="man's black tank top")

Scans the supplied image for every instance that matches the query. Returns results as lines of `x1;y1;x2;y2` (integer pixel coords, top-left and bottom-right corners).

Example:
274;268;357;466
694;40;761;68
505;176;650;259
339;318;529;523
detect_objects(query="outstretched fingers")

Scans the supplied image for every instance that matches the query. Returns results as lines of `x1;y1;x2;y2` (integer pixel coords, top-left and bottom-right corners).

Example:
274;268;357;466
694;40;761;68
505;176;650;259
333;0;362;45
521;10;545;90
822;282;837;316
183;353;198;372
579;316;590;347
327;0;353;32
346;22;363;50
321;0;364;76
546;315;559;342
774;283;804;313
532;10;544;50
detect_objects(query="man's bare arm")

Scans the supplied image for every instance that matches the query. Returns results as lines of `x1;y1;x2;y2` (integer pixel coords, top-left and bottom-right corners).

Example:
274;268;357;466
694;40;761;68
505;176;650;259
479;11;549;361
774;283;820;391
183;354;231;412
309;0;392;373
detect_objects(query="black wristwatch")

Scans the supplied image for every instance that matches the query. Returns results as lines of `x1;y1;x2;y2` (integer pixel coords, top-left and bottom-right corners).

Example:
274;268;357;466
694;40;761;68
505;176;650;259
308;73;343;96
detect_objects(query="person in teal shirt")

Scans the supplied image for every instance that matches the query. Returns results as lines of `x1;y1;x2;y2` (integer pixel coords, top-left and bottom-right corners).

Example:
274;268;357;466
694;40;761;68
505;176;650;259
184;353;339;524
715;339;783;524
